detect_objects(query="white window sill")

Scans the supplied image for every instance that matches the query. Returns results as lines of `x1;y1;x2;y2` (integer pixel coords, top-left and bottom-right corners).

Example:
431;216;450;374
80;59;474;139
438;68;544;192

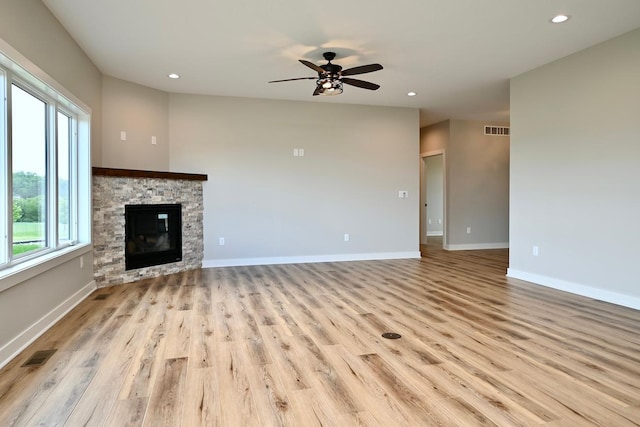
0;244;93;294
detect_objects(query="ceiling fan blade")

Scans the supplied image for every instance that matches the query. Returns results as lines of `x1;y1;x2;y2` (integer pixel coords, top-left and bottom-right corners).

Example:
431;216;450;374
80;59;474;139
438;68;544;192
268;77;316;83
312;85;323;96
341;63;383;76
341;78;380;90
299;59;326;74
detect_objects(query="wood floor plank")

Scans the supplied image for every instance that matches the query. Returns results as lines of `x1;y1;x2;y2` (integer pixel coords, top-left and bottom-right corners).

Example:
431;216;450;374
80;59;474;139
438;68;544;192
163;309;192;360
1;241;639;426
242;360;297;426
190;314;216;368
213;341;261;427
288;388;342;427
24;365;96;427
294;336;361;415
117;321;168;400
358;352;452;425
259;325;312;391
0;350;79;426
506;368;639;426
143;357;188;427
180;367;220;427
66;303;150;425
337;411;384;427
104;397;148;427
322;344;440;427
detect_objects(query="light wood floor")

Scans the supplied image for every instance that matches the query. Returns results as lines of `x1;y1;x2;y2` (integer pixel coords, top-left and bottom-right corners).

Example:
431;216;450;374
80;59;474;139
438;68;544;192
1;244;639;426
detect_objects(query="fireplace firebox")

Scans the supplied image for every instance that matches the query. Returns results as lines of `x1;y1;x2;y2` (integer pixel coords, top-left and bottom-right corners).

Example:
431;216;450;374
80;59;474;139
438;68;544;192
125;204;182;270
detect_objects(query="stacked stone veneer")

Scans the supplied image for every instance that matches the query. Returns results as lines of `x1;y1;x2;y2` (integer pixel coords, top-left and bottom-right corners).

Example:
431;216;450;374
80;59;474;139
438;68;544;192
93;175;204;287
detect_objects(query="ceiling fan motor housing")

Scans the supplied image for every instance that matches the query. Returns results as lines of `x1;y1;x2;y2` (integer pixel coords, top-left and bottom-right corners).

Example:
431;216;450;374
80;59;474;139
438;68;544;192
323;52;337;61
320;63;342;76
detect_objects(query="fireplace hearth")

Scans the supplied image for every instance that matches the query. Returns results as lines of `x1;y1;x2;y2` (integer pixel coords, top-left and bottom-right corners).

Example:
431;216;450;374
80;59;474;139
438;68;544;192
125;204;182;270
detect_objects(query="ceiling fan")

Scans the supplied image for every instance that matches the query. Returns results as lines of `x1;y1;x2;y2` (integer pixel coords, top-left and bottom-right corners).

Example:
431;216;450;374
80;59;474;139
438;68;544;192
269;52;383;96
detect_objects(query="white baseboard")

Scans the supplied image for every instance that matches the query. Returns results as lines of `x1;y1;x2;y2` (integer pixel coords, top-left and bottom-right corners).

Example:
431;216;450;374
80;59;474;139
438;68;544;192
203;251;421;268
445;242;509;251
506;269;640;311
0;280;96;369
427;231;444;236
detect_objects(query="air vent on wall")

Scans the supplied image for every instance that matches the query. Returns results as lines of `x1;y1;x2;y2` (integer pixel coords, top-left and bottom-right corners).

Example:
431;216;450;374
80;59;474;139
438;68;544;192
484;125;510;136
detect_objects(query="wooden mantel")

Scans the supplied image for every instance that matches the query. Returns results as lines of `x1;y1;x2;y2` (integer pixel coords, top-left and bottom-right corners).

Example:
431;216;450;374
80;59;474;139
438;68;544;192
92;167;208;181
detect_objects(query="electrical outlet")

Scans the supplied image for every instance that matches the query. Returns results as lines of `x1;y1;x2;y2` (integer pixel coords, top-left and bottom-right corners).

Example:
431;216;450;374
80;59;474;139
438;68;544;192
533;246;539;256
151;136;157;145
344;233;350;242
219;237;225;246
120;131;126;141
466;226;471;234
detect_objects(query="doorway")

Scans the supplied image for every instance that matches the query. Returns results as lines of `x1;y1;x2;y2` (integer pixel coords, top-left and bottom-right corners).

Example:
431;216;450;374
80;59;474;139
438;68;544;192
420;151;445;249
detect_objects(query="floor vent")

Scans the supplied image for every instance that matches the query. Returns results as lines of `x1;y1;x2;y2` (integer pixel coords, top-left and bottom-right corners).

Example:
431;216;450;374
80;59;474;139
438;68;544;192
94;294;110;300
382;332;402;340
22;349;57;367
484;125;510;136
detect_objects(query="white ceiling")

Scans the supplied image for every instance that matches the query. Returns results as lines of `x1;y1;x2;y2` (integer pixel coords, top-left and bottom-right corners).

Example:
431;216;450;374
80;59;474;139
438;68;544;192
42;0;640;126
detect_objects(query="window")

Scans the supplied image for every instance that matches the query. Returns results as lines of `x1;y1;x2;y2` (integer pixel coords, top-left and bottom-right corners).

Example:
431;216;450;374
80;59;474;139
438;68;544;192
11;84;47;257
57;111;73;244
1;44;90;275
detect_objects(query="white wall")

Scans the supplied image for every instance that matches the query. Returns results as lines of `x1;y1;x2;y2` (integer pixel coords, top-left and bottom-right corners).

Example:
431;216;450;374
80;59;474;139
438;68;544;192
509;28;640;309
0;1;100;367
168;94;420;265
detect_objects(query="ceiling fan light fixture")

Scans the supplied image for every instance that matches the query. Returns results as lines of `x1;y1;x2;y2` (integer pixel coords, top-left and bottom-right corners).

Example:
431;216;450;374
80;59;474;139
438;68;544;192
316;77;343;95
321;80;343;96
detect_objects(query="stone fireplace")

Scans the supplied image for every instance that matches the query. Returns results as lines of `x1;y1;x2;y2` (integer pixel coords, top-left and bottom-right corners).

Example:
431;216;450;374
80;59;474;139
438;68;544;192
92;168;207;288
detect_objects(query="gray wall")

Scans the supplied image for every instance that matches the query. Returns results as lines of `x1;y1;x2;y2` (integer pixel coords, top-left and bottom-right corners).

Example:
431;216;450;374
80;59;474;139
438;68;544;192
509;28;640;308
447;120;510;249
168;94;420;265
425;155;444;236
420;120;510;250
420;120;449;153
419;121;448;244
102;76;170;170
0;0;100;366
0;0;102;166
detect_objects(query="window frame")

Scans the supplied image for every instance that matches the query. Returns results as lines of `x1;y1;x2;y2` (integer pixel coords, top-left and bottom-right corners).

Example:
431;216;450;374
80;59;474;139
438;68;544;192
0;39;92;290
55;108;78;246
9;79;52;261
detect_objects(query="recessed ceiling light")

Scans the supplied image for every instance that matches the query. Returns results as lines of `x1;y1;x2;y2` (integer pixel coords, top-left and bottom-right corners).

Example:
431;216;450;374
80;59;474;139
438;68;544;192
551;14;570;24
168;73;180;79
407;91;417;97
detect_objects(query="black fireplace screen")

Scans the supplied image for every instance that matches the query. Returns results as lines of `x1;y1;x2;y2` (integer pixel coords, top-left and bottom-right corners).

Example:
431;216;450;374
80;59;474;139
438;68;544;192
125;204;182;270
